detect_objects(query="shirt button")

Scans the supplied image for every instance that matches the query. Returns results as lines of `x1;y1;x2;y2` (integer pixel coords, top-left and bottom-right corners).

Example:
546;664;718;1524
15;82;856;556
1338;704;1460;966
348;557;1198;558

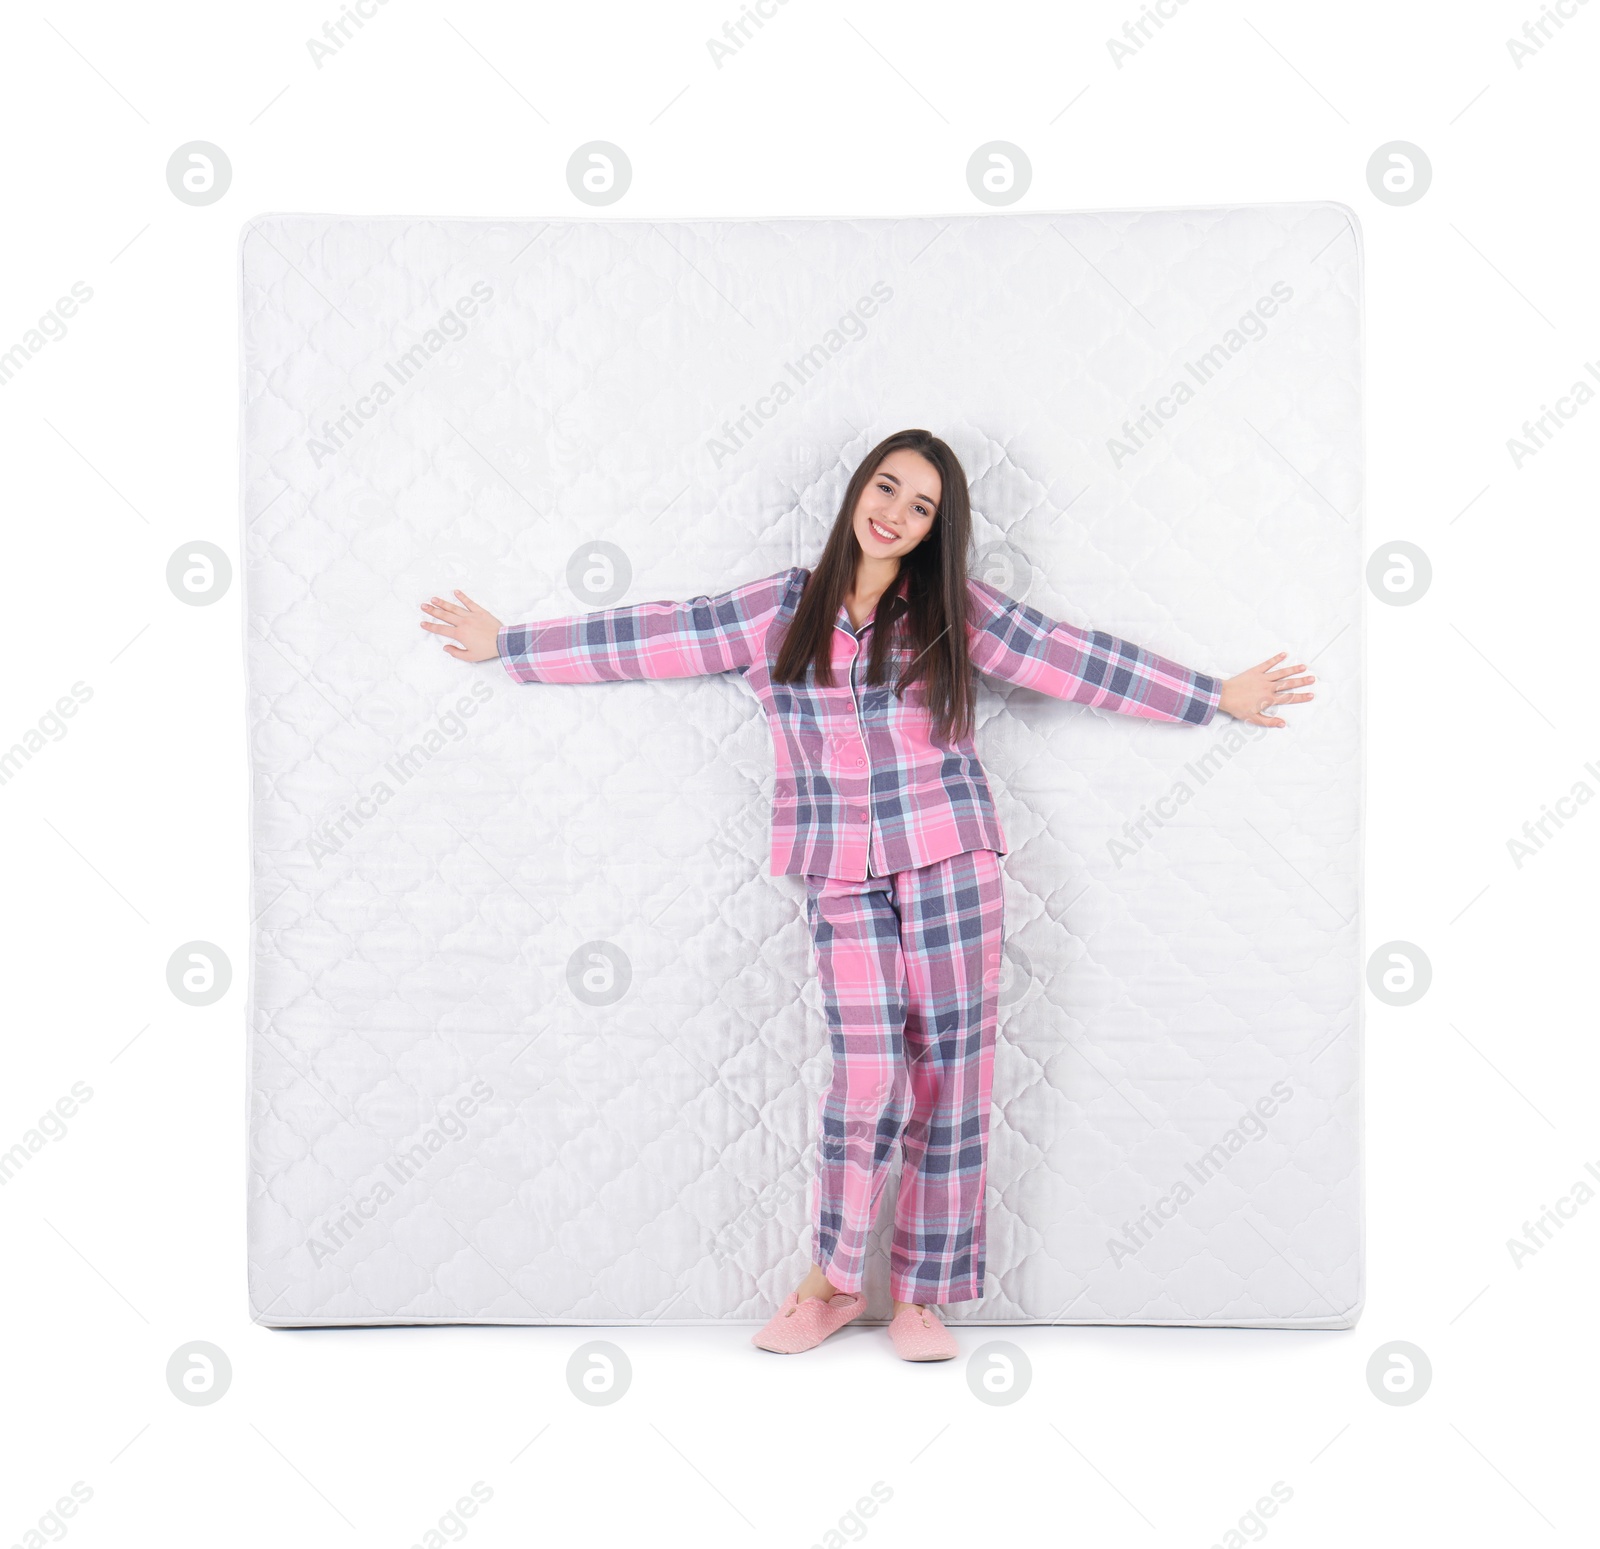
857;810;868;822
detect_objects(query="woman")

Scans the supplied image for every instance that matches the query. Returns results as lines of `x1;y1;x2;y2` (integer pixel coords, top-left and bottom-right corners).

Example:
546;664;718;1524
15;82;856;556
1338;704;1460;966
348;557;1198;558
419;428;1313;1362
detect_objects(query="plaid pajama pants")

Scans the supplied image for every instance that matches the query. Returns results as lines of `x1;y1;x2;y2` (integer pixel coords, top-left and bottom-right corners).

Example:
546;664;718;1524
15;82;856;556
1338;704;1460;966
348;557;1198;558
802;847;1006;1306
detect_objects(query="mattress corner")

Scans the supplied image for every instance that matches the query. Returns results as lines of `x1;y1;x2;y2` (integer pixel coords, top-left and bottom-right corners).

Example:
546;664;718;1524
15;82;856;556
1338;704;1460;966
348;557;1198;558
1329;1289;1365;1329
247;1278;292;1329
236;212;294;275
1308;199;1364;261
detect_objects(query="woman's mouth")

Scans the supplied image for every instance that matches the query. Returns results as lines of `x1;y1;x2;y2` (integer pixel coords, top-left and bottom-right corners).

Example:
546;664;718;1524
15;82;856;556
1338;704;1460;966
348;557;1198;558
867;518;898;544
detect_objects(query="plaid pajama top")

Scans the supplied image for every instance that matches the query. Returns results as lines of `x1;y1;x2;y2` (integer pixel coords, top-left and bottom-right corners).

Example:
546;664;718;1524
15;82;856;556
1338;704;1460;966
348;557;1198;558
496;565;1222;880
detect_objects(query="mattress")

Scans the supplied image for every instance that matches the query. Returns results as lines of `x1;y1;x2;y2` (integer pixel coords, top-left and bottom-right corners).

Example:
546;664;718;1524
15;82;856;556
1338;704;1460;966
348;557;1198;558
239;205;1364;1329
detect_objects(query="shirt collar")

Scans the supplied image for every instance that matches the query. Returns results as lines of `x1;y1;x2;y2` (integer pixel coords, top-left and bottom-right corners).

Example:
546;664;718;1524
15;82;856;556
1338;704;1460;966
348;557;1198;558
835;568;909;638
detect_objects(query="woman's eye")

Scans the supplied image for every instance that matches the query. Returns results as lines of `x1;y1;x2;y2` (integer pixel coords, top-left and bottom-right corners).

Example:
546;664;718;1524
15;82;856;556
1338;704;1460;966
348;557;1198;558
871;481;930;516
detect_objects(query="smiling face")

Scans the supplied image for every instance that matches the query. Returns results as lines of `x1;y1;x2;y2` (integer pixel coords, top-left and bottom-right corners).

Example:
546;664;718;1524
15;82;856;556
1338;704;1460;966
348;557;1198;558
852;448;941;559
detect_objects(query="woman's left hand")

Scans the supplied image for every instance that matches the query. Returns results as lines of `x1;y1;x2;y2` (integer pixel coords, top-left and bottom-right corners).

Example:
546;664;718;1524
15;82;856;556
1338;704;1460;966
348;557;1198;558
1219;653;1315;727
421;590;504;662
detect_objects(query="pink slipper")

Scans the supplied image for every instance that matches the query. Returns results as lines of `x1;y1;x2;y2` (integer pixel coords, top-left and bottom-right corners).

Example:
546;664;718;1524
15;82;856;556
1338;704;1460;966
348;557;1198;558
751;1290;865;1354
888;1303;958;1361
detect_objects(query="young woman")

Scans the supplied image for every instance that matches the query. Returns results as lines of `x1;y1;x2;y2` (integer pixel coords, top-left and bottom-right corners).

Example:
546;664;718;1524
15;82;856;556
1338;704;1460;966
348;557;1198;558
419;428;1313;1362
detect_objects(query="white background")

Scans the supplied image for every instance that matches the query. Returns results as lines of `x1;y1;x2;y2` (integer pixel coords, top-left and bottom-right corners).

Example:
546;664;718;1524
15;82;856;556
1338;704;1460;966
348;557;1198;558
3;1;1596;1545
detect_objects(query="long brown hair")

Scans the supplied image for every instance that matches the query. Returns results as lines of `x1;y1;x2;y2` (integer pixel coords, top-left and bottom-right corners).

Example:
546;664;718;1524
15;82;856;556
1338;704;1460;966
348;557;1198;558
773;429;976;746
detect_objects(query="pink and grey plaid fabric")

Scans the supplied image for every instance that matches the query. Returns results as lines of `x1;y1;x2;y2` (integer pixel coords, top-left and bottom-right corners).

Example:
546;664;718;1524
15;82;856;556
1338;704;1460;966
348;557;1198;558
802;847;1006;1304
496;565;1221;880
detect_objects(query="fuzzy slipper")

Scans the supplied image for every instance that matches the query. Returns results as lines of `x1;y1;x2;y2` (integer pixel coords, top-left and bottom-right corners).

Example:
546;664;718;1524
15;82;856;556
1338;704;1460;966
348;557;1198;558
751;1290;866;1354
888;1302;958;1361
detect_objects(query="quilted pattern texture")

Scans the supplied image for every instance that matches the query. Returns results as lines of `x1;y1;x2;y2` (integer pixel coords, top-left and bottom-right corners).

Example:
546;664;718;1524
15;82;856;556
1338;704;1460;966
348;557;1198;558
239;206;1363;1329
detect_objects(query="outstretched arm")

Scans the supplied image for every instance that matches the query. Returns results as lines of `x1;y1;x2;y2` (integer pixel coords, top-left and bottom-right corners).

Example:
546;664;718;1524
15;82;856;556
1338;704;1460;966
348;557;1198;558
420;570;792;684
965;575;1223;725
963;577;1314;728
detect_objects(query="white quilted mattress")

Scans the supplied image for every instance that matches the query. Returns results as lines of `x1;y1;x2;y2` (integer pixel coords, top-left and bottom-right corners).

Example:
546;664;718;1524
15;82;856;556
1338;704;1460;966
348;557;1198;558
239;205;1363;1329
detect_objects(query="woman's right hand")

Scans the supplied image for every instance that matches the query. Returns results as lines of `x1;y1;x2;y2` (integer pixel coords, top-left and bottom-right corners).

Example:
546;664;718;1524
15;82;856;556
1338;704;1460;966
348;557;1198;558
1219;652;1314;726
420;590;504;663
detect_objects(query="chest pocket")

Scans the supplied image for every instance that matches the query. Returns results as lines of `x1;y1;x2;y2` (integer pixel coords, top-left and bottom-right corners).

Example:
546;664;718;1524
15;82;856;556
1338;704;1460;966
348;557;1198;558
878;638;925;692
779;678;842;771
